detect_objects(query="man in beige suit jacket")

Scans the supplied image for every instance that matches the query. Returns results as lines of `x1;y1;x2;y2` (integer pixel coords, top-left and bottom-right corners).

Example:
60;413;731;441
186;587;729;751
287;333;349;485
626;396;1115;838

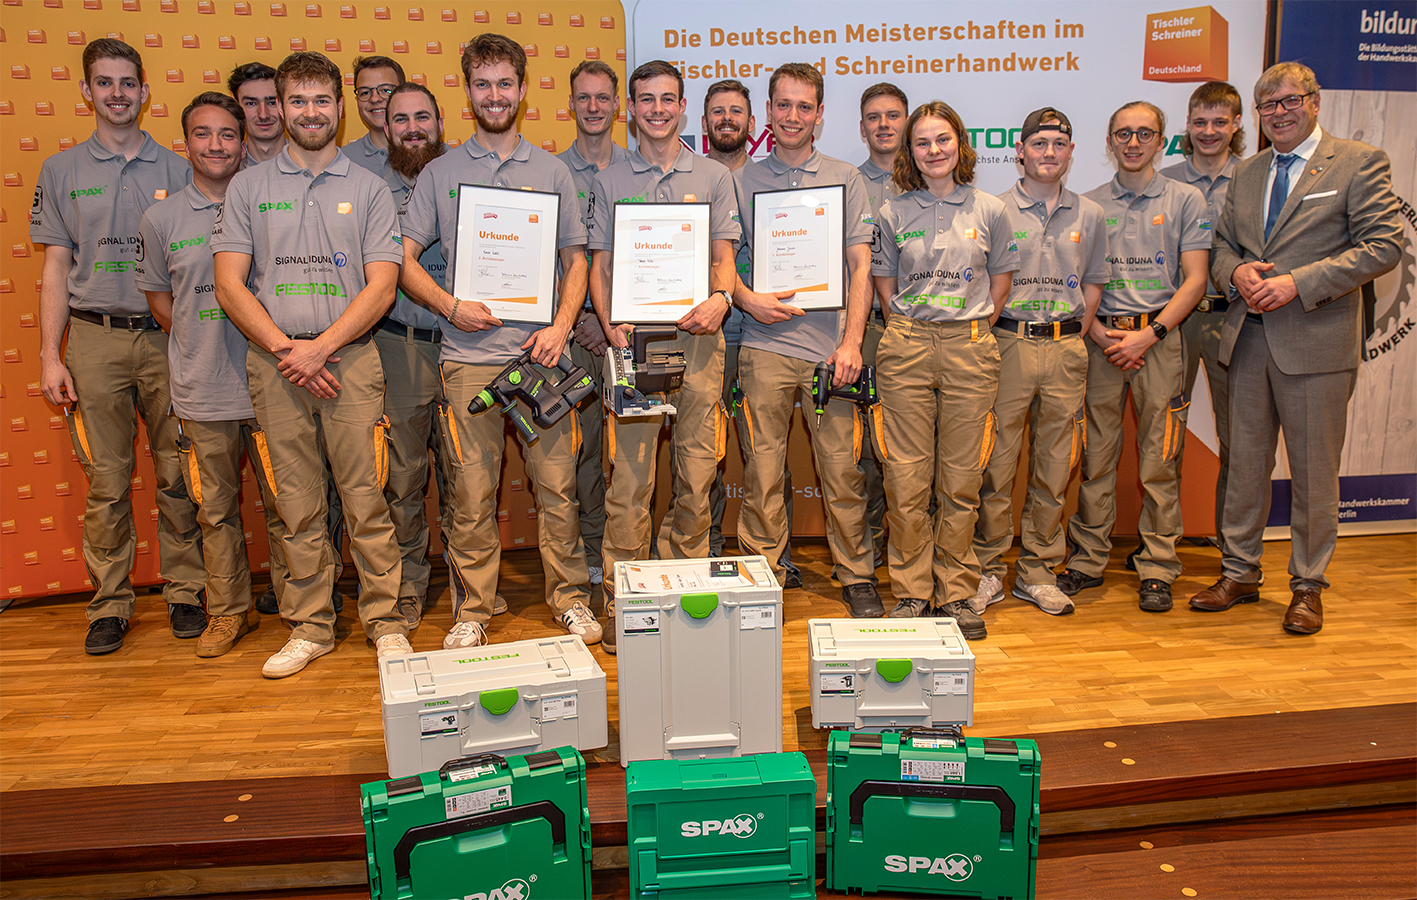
1189;62;1403;634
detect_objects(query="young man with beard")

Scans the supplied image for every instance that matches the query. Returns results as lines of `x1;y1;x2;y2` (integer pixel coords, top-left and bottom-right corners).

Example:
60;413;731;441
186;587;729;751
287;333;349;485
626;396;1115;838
213;51;411;676
1060;102;1210;613
970;108;1107;619
586;61;741;653
371;82;456;631
136;92;289;657
731;63;882;618
345;55;405;180
558;60;628;589
228;62;285;165
400;34;597;650
32;38;204;655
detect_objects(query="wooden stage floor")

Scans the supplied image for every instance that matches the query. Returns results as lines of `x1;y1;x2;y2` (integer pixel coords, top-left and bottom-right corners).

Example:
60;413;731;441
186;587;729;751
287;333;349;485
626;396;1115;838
1;533;1413;791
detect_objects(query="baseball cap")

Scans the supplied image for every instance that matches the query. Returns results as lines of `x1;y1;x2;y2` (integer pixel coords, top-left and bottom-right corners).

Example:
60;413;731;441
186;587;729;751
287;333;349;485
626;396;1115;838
1020;107;1073;142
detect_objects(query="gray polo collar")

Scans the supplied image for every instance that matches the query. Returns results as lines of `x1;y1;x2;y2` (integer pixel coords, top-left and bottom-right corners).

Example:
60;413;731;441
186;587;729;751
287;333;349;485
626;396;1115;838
1177;154;1237;185
859;158;891;181
83;130;161;163
1109;170;1167;200
1007;179;1077;212
462;133;533;164
764;148;823;176
275;147;353;177
628;146;696;175
181;182;222;211
906;182;973;208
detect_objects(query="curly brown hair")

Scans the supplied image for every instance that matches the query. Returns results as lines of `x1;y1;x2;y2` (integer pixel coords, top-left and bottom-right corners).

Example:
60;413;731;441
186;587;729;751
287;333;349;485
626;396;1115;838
892;101;976;193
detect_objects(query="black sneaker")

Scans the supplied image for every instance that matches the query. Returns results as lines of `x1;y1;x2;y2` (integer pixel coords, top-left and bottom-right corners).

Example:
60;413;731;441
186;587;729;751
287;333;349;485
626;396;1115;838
255;586;278;615
333;586;344;615
170;603;207;639
1124;544;1144;572
936;600;987;640
1139;579;1173;612
781;560;803;590
842;583;884;618
86;617;129;655
1056;568;1104;597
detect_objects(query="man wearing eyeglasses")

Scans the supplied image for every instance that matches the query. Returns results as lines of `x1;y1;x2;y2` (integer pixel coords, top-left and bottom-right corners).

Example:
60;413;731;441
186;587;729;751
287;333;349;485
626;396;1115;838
346;55;405;180
1190;62;1402;634
1060;102;1210;614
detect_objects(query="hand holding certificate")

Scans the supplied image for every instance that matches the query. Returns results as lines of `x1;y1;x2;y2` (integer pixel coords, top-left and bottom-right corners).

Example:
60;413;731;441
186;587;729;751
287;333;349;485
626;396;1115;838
610;202;712;324
451;185;560;325
752;184;846;311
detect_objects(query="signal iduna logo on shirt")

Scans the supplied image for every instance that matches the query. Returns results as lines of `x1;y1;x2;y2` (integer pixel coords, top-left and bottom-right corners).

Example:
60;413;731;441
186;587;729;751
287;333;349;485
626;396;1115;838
1143;6;1228;82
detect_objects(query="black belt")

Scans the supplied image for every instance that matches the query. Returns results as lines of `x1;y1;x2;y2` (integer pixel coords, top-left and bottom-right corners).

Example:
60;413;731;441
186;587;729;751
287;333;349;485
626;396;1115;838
1245;312;1265;325
377;318;441;343
1098;310;1164;331
287;330;372;345
994;317;1082;339
71;309;161;331
1197;295;1230;314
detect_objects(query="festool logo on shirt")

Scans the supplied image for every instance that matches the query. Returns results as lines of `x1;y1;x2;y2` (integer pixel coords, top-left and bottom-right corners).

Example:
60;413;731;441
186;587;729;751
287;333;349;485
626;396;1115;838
198;307;228;321
895;229;927;244
1105;276;1167;291
70;186;106;199
170;234;208;252
275;282;347;297
905;293;966;309
93;260;138;273
258;200;296;213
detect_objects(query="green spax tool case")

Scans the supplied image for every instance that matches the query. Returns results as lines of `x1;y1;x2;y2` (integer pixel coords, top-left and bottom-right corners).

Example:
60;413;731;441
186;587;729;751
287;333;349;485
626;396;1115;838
825;727;1040;899
361;746;590;900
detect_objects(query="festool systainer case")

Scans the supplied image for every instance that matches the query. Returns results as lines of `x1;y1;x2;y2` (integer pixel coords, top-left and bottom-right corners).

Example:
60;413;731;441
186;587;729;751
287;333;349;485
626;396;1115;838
808;618;976;730
361;747;591;900
625;753;817;899
613;557;782;766
824;728;1040;899
378;636;607;778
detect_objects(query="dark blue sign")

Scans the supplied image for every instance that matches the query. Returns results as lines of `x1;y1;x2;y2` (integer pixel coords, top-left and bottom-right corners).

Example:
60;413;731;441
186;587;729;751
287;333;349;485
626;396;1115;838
1278;0;1417;93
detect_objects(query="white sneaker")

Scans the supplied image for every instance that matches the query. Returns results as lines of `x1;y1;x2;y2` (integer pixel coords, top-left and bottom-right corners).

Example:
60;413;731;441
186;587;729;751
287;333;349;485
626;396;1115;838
588;565;604;586
554;601;603;645
375;633;413;659
1012;582;1076;616
443;620;488;649
969;575;1006;614
262;638;335;679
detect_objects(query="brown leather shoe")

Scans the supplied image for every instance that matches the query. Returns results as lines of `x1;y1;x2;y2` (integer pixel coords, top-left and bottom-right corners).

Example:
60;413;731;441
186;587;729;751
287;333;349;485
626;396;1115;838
1283;590;1323;634
1188;576;1261;611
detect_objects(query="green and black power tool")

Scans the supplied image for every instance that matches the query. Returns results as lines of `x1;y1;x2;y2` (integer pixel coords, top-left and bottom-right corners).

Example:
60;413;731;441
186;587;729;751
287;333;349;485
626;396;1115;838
811;362;878;425
468;351;595;443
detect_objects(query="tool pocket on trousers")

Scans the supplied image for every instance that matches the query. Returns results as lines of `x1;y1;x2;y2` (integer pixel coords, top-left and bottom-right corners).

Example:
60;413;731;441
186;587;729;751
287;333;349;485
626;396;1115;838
250;426;279;498
851;407;864;462
374;414;391;489
1162;393;1189;462
1070;404;1087;469
178;429;203;506
869;404;888;461
437;401;464;466
65;405;95;472
714;401;729;462
977;407;998;470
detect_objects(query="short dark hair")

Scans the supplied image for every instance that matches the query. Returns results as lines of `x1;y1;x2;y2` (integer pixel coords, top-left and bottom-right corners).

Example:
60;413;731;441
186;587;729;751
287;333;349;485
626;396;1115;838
82;38;143;83
859;82;908;115
769;63;823;106
387;81;440;116
569;60;619;94
460;33;527;85
628;60;683;101
275;51;343;100
181;91;246;141
227;61;276;98
704;79;750;115
893;101;977;192
352;55;406;85
1182;81;1246;156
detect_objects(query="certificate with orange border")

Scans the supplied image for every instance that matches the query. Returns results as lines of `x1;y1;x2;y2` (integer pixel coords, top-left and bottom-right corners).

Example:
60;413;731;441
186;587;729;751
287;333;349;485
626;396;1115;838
609;201;711;324
451;184;559;324
752;184;845;311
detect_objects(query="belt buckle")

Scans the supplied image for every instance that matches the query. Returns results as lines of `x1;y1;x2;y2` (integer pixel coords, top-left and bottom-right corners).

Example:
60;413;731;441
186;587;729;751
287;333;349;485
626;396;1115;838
1052;321;1062;340
1197;298;1212;313
1114;315;1137;331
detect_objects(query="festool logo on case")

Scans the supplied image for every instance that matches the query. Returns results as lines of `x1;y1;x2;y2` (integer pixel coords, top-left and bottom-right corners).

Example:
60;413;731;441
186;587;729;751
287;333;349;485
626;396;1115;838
422;699;451;708
855;627;917;633
824;662;850;668
884;853;977;880
466;876;531;900
680;812;762;838
456;652;520;664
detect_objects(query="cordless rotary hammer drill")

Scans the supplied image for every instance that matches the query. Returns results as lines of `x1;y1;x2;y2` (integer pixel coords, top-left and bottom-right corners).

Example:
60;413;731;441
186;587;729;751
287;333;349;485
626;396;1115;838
811;362;878;425
468;351;596;443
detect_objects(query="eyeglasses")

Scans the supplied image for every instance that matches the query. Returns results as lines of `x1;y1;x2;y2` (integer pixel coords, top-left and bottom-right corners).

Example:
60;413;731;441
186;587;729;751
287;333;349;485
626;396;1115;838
1111;127;1158;144
355;84;397;102
1256;92;1315;115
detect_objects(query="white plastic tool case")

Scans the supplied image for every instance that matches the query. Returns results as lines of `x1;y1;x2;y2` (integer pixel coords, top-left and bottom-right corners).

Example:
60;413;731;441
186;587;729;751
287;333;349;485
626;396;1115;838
613;556;782;766
377;636;608;777
808;618;975;730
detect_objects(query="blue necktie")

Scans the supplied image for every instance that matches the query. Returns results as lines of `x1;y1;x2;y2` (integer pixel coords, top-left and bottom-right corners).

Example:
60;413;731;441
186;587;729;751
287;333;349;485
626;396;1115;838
1265;153;1297;241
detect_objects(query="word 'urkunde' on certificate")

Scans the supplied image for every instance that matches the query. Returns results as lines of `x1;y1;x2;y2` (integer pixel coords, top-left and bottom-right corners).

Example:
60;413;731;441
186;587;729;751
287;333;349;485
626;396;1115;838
451;184;559;325
752;184;846;311
610;202;711;324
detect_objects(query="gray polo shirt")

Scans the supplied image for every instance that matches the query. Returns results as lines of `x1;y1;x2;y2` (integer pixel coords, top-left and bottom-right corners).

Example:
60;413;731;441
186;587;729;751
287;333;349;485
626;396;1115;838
872;184;1020;322
345;132;391;181
859;158;901;309
402;134;586;366
558;140;632;230
210;147;402;334
995;181;1109;322
1160;155;1236;297
1084;172;1210;316
135;184;254;421
29;132;192;315
735;149;875;362
385;168;444;332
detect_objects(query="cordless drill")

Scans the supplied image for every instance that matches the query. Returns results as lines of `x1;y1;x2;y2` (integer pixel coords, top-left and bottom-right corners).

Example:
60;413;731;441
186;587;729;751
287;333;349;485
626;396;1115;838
468;351;596;443
811;362;878;425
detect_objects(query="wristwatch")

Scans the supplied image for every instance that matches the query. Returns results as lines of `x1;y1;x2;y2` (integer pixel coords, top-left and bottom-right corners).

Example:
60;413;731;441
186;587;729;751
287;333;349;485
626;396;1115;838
1150;321;1168;341
712;289;733;308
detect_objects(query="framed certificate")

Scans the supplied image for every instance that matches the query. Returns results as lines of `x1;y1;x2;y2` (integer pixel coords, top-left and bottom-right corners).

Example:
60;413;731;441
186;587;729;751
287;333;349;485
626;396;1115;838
609;202;712;324
450;184;560;324
751;184;846;311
